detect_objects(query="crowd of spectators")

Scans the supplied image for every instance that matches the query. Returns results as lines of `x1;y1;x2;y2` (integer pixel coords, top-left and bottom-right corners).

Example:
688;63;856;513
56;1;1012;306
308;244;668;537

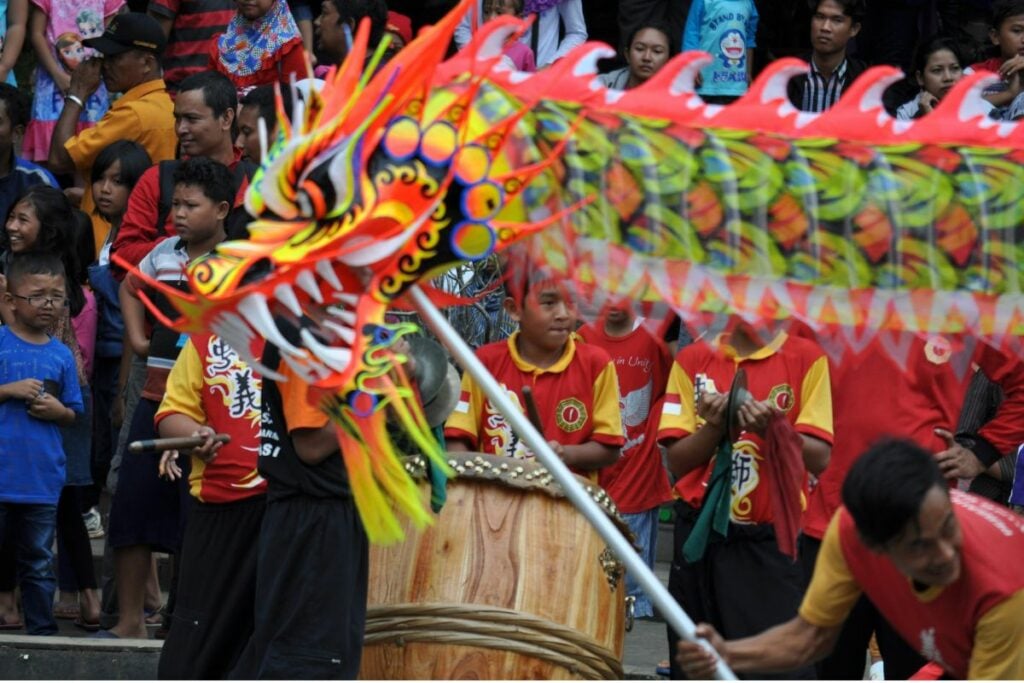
0;0;1021;679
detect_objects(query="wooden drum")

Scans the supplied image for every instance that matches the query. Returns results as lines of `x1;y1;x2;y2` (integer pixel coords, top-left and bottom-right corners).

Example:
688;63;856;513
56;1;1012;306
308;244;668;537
359;452;631;680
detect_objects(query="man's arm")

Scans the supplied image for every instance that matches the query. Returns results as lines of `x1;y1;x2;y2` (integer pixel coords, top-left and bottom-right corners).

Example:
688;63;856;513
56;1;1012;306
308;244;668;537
677;616;840;678
119;279;150;358
967;589;1024;679
556;440;619;470
48;59;103;174
553;0;587;62
292;423;341;466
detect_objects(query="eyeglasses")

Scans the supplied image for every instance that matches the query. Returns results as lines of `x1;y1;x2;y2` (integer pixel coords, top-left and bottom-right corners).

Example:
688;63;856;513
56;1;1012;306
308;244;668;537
10;294;68;308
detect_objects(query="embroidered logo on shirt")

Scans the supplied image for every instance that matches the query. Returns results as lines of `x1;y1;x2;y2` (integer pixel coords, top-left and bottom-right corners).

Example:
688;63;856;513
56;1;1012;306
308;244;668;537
767;384;795;412
924;336;952;365
555;397;588;433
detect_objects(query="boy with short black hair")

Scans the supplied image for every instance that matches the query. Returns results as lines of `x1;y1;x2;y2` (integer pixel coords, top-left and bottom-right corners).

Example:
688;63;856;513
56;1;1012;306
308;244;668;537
445;275;624;475
788;0;867;112
103;156;234;639
972;0;1024;109
0;252;84;636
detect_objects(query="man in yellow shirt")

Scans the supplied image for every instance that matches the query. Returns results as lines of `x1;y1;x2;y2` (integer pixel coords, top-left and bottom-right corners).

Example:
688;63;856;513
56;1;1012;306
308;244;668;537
47;13;177;253
676;440;1024;680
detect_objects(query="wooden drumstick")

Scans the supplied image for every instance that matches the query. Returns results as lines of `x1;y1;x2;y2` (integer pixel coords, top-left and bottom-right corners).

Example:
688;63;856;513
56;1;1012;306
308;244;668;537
521;386;544;433
129;434;231;453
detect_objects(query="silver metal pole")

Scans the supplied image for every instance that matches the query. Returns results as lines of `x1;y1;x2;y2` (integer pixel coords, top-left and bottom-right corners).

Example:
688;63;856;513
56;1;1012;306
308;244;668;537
408;284;737;681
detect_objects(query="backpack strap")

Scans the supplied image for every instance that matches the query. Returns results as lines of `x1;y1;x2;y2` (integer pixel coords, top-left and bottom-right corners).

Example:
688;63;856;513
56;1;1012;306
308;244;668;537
154;160;181;238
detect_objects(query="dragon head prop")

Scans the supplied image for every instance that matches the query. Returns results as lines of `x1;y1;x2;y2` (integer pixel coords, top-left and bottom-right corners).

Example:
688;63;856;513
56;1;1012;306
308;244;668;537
124;0;1024;542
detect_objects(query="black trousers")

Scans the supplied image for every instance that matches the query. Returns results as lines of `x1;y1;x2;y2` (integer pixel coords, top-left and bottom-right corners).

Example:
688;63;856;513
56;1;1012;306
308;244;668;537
158;494;266;679
799;534;928;679
229;495;369;680
667;501;814;680
56;486;97;592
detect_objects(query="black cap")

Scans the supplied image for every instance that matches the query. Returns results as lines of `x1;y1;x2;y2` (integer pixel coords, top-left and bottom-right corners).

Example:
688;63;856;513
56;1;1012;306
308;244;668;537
83;13;167;56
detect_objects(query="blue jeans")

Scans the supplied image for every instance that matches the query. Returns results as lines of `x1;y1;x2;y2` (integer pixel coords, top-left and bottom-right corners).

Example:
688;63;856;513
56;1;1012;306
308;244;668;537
0;503;58;635
622;507;660;619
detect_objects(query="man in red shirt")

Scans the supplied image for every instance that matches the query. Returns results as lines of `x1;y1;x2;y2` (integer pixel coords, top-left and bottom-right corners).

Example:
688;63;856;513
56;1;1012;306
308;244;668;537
578;300;672;619
677;439;1024;680
110;70;253;276
148;0;235;93
799;335;1024;679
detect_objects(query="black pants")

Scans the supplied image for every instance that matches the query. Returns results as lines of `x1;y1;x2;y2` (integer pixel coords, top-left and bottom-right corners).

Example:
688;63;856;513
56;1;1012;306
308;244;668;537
56;486;97;592
84;355;121;511
799;534;928;679
159;495;266;679
667;502;813;680
229;495;369;680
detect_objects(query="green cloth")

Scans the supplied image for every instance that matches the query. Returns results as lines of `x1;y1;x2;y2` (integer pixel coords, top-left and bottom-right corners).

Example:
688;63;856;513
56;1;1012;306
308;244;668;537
682;439;733;563
427;425;449;513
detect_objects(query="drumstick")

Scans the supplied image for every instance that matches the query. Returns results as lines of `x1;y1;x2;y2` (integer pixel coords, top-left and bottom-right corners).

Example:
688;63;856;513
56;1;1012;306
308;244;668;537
521;386;544;433
129;434;231;453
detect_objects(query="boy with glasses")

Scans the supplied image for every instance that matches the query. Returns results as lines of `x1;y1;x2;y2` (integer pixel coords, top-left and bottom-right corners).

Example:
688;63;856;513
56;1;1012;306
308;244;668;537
0;252;83;635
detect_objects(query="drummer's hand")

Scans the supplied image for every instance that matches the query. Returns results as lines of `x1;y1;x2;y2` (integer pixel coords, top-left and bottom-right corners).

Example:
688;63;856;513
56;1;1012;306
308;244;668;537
392;337;417;376
738;399;777;436
191;426;221;463
676;623;727;679
547;440;567;460
696;391;728;433
933;428;985;479
159;450;182;481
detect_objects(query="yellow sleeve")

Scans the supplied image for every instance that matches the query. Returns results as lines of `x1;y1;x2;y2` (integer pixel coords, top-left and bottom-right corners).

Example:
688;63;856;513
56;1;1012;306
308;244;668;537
967;588;1024;679
798;512;863;627
795;355;834;443
443;370;484;447
155;340;205;426
658;360;699;438
64;105;140;170
590;361;624;443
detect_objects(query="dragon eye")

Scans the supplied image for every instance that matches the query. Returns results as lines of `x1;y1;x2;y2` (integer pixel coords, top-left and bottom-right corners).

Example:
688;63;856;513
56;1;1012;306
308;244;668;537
462;181;503;222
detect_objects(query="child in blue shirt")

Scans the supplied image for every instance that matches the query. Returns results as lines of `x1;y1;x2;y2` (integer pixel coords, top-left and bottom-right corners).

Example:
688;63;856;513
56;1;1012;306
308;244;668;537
0;252;83;635
683;0;758;103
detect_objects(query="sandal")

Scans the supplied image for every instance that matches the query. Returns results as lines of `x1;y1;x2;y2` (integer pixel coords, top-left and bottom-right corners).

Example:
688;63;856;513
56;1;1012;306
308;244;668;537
0;614;23;631
144;605;164;626
74;616;101;632
54;604;80;620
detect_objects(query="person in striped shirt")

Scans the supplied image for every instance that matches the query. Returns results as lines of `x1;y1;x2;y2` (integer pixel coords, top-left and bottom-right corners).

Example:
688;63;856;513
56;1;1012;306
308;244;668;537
787;0;866;113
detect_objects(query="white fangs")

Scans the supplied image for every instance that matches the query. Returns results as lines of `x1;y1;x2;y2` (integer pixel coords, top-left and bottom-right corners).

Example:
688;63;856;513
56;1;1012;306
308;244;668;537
273;284;303;317
211;319;286;381
332;292;359;306
238;293;305;357
300;328;354;372
295;269;324;303
326;306;357;326
323;320;356;345
315;260;343;292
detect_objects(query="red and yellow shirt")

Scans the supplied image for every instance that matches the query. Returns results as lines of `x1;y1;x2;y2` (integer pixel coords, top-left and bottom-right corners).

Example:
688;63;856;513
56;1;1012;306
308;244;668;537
444;332;625;475
657;332;833;525
801;492;1024;679
155;333;266;503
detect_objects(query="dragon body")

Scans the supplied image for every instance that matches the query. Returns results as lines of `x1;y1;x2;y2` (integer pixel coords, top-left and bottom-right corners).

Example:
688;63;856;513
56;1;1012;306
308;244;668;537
126;0;1024;542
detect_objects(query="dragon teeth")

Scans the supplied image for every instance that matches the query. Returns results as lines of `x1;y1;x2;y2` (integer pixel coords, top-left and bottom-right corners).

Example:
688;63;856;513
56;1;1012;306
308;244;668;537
238;293;304;357
332;292;359;307
279;352;322;383
212;322;286;381
315;260;343;292
300;328;353;372
326;306;357;326
323;320;356;345
295;269;324;304
273;284;303;317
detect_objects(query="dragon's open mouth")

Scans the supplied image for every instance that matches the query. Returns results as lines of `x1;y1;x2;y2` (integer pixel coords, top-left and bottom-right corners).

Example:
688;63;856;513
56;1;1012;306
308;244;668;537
210;259;362;384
